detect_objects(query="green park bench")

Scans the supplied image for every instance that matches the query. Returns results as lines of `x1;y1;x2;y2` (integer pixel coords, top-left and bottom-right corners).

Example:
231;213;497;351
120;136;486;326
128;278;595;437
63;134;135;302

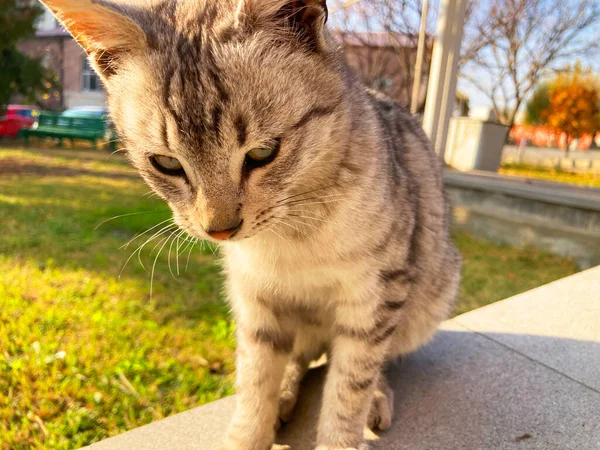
22;112;117;150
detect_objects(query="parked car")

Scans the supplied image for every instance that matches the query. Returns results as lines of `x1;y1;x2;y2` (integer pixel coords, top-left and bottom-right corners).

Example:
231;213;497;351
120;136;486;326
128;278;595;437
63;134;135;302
60;106;109;120
0;105;40;138
57;106;110;126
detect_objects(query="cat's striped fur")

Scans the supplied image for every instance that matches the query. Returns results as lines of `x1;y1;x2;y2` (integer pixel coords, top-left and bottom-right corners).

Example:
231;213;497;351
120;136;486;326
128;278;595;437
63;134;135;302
41;0;462;448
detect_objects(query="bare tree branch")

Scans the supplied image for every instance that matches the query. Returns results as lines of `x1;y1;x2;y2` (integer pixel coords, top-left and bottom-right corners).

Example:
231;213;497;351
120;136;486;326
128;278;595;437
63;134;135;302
334;0;433;111
461;0;600;127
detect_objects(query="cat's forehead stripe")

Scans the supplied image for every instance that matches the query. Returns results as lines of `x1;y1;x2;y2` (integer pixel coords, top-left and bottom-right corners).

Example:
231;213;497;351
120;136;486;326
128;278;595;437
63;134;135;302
235;115;248;147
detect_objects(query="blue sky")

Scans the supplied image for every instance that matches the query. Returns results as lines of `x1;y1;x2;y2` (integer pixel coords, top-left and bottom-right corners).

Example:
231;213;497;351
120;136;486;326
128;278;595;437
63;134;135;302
329;0;600;112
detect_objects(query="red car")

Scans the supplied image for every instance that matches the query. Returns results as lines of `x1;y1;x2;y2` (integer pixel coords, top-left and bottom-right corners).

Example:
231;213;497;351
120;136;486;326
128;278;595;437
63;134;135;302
0;105;40;138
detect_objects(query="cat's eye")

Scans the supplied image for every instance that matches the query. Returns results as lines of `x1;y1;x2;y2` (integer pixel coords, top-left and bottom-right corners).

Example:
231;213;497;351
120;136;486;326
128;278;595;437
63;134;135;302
244;139;281;171
150;155;186;176
247;147;274;161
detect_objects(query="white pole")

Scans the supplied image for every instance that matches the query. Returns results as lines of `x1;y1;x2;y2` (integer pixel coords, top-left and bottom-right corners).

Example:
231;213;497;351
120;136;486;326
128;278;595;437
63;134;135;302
410;0;430;115
434;0;468;161
421;0;457;148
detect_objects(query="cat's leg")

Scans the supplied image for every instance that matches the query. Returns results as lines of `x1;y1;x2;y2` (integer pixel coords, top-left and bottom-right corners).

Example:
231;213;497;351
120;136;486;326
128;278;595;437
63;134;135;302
316;291;401;450
221;308;293;450
366;372;394;431
278;328;327;424
279;352;310;425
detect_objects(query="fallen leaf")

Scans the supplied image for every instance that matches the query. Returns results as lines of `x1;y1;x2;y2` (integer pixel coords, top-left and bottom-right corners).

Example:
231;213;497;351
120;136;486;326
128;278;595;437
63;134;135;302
516;433;533;442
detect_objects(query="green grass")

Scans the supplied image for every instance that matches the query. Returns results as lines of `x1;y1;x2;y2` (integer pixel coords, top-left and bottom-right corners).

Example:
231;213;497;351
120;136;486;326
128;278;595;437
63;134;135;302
500;163;600;188
451;232;578;316
0;147;579;449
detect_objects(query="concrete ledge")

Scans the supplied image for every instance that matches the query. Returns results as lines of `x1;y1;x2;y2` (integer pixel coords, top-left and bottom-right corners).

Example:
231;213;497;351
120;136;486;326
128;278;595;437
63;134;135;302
86;267;600;450
444;171;600;261
444;170;600;212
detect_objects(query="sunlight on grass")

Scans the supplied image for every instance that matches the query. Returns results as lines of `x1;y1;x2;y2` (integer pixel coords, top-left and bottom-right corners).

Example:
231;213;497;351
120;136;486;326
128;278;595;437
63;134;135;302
452;232;578;316
0;147;234;449
0;147;580;449
0;256;235;449
499;162;600;188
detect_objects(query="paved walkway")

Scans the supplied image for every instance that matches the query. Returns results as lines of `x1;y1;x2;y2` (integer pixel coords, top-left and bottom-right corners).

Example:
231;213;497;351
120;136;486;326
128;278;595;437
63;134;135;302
86;267;600;450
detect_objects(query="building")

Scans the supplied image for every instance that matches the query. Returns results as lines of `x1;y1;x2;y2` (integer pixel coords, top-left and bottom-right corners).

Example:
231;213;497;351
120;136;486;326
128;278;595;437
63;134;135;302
19;10;425;111
335;31;432;110
17;6;106;110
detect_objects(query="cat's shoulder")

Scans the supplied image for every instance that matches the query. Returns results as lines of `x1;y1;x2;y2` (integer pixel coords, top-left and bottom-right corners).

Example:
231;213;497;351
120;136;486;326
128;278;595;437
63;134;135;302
365;89;428;141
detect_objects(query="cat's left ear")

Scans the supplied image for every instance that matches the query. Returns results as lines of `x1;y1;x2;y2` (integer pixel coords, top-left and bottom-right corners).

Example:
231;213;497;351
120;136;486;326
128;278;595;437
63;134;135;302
246;0;329;52
39;0;147;82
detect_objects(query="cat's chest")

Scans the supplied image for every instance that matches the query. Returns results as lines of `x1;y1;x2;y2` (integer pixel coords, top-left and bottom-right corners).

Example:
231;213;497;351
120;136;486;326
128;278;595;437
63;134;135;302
224;242;362;300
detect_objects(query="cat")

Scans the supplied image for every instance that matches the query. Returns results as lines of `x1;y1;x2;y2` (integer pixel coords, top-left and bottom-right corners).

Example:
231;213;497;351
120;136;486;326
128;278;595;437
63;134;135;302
41;0;462;449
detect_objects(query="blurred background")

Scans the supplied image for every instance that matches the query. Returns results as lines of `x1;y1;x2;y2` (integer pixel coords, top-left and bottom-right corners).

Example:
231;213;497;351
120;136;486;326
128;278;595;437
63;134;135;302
0;0;598;448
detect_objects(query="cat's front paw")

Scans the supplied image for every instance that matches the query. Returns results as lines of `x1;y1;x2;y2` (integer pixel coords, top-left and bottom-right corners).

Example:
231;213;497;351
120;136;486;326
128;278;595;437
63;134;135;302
278;389;299;424
367;384;394;430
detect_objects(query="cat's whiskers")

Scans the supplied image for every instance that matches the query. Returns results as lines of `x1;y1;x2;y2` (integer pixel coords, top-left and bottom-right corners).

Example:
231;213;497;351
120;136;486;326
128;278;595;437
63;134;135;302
178;236;197;273
286;209;330;223
150;233;174;299
168;230;186;280
121;218;174;249
175;231;195;274
277;192;348;206
119;223;177;277
286;214;328;232
142;190;160;199
266;227;291;247
94;210;168;230
110;147;128;157
276;183;339;205
278;198;346;209
283;214;321;233
140;226;172;271
148;226;178;261
277;192;347;208
258;215;293;246
175;233;182;276
272;216;309;239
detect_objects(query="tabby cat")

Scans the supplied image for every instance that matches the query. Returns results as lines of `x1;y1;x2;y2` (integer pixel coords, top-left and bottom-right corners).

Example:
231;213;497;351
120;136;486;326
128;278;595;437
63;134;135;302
41;0;462;448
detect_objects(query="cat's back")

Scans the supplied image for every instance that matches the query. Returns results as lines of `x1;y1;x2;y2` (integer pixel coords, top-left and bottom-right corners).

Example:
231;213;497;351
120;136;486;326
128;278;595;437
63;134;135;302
365;89;458;271
366;90;445;209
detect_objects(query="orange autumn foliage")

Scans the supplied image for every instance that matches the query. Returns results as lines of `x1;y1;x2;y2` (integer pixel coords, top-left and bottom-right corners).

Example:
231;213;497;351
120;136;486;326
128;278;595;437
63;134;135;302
542;69;600;148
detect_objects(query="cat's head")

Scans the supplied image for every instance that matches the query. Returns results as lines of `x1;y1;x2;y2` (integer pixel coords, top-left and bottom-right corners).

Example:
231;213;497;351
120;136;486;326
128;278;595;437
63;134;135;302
42;0;350;242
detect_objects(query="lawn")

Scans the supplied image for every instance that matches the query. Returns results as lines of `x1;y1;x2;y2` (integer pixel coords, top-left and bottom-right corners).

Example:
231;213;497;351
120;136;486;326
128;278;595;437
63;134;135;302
499;162;600;188
0;147;579;449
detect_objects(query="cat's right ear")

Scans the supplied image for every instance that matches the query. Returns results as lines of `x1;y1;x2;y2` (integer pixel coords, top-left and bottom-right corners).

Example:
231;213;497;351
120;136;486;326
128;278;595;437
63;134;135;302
244;0;329;52
39;0;147;82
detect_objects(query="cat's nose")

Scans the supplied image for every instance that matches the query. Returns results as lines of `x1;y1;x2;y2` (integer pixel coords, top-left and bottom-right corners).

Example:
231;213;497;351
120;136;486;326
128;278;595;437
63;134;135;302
205;220;243;241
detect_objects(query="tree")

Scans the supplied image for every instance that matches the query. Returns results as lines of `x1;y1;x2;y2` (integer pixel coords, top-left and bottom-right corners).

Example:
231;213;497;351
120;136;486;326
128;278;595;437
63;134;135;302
542;67;600;154
524;83;549;125
0;0;56;115
591;77;600;149
333;0;434;111
460;0;600;128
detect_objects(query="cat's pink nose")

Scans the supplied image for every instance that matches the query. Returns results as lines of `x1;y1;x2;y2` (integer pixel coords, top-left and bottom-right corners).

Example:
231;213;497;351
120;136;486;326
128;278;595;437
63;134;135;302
205;221;242;241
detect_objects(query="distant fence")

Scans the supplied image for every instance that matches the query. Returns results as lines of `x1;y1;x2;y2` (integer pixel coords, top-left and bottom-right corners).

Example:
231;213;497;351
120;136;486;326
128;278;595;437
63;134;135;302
502;146;600;174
